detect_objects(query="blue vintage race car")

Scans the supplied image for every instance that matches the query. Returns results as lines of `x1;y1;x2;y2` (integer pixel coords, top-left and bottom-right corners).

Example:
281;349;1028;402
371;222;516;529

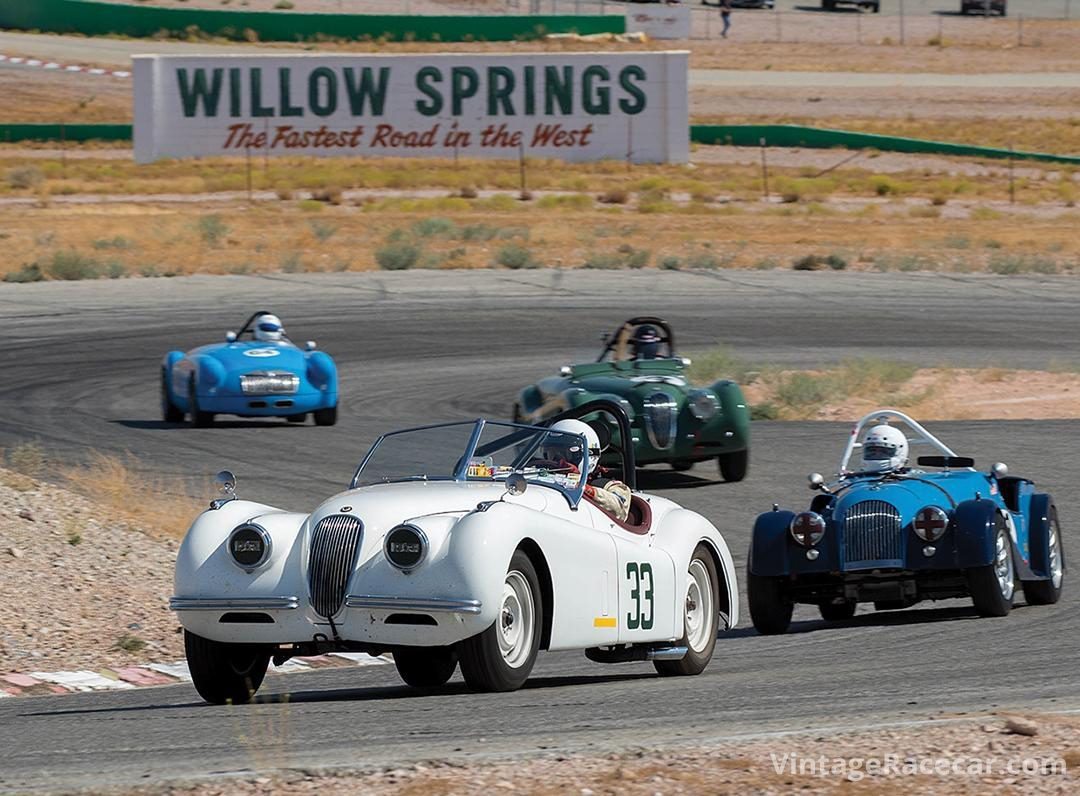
748;410;1065;634
161;311;338;427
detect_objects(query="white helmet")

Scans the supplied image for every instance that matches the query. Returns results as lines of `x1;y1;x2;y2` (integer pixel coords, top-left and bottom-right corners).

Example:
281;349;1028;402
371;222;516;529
547;419;602;475
861;424;909;473
254;313;285;343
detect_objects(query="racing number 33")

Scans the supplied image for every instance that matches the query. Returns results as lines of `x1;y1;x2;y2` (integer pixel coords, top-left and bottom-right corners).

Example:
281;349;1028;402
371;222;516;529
626;562;654;630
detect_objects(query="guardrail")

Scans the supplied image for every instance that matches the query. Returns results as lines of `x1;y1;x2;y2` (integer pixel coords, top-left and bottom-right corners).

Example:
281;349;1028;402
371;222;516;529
4;122;1079;166
0;0;622;42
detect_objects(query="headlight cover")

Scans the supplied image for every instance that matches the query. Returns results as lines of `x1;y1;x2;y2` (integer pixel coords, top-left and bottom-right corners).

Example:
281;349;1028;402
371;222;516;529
913;506;949;542
688;390;719;421
384;524;428;572
228;523;272;571
790;512;826;547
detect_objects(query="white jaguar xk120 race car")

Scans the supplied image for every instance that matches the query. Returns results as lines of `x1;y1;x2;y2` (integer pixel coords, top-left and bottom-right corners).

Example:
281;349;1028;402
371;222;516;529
170;401;740;703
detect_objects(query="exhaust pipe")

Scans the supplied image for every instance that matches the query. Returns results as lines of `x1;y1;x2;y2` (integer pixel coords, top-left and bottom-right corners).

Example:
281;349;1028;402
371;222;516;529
645;645;687;661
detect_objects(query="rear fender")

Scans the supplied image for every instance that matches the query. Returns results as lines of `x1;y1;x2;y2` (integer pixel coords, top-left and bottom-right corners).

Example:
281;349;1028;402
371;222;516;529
748;509;796;577
953;498;998;568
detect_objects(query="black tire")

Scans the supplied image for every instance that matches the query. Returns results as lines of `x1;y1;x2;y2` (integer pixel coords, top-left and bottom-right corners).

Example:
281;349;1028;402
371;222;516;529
670;460;694;472
966;513;1015;617
655;544;720;677
718;449;749;482
459;550;542;693
188;380;214;428
184;630;270;705
1023;507;1065;605
818;599;857;621
161;372;183;423
822;0;836;9
313;405;337;426
286;413;307;424
748;570;793;634
393;646;459;689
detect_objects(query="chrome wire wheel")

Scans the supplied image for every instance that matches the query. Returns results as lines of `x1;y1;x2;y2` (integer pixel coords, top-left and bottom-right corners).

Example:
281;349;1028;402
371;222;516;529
685;558;714;654
1049;519;1064;589
497;570;535;669
994;528;1015;601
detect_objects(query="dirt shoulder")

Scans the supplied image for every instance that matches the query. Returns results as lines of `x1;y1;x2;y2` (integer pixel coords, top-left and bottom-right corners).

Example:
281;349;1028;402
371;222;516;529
114;711;1080;795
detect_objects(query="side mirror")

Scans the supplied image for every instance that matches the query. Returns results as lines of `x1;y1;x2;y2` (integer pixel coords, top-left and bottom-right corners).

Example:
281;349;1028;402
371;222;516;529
808;472;826;491
991;462;1008;479
505;473;528;497
560;365;572;377
306;340;317;351
225;331;237;343
210;470;237;510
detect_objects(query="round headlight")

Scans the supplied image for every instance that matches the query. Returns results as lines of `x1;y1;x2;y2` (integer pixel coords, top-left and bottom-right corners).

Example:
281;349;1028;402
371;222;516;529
913;506;949;542
790;512;826;547
688;390;719;422
228;523;271;571
384;524;428;572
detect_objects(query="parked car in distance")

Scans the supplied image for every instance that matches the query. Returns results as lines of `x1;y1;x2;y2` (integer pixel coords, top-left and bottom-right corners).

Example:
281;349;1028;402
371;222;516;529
747;409;1064;635
822;0;880;11
702;0;776;8
961;0;1006;15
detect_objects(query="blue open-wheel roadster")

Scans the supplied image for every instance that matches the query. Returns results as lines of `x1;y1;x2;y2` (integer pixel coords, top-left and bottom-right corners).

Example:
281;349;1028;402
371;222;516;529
747;409;1065;634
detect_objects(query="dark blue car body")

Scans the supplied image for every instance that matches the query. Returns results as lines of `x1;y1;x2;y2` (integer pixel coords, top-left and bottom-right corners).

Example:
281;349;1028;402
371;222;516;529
161;311;338;427
747;411;1064;633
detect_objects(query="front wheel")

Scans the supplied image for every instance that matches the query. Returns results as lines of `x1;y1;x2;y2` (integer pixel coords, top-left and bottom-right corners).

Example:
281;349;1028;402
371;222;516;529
966;514;1015;617
161;372;183;423
286;413;307;424
748;571;793;634
818;599;857;621
458;550;542;692
313;405;337;426
718;449;749;482
1023;507;1065;605
670;460;694;472
184;630;270;705
655;544;720;677
188;380;214;428
393;646;459;689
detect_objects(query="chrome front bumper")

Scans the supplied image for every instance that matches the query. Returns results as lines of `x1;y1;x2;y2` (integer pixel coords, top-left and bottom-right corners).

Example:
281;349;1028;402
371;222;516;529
344;595;483;615
169;596;299;611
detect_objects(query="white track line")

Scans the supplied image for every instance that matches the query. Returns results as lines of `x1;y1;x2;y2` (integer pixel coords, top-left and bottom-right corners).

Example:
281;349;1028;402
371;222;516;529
0;53;130;78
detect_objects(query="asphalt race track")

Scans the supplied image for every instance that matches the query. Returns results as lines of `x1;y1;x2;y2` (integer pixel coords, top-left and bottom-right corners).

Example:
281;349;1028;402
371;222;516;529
1;270;1078;791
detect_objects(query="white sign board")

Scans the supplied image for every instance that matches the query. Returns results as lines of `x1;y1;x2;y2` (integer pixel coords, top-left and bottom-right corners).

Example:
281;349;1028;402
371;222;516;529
625;5;692;40
133;52;688;164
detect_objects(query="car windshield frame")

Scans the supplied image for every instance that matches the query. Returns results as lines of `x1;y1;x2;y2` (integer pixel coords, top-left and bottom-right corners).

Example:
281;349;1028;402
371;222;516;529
349;419;588;508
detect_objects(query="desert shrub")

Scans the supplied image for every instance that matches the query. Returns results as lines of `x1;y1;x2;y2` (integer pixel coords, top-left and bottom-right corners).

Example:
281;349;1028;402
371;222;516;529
197;214;228;246
6;166;43;190
92;236;132;250
536;193;593;210
495;243;536;269
456;185;479;199
659;256;682;270
598;188;629;205
3;263;44;283
376;242;421;270
311;187;343;205
46;250;101;280
460;224;499;241
308;220;338;243
412;217;458;238
750;403;780;421
8;441;45;476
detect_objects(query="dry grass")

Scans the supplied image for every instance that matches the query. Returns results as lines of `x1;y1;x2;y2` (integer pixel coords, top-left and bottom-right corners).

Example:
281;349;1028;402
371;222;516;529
60;451;208;539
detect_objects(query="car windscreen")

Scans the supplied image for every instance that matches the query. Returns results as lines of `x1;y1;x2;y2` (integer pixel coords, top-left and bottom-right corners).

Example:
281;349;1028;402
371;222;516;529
352;422;478;487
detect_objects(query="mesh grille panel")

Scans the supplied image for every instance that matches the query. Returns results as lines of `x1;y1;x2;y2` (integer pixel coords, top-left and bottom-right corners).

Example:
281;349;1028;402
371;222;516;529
308;514;363;618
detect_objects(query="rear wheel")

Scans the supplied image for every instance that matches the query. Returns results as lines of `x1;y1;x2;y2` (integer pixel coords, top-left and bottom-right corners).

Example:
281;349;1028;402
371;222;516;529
286;413;307;424
1023;507;1065;605
966;514;1015;617
655;544;720;677
748;571;793;634
718;449;749;482
313;405;337;426
161;372;183;423
393;646;459;689
188;380;214;428
459;550;542;692
184;630;270;705
818;599;857;621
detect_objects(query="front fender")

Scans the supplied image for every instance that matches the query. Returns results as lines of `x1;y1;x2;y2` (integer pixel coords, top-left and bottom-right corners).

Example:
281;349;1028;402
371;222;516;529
191;354;228;393
653;508;740;630
173;499;307;600
748;509;796;577
710;379;750;448
306;351;338;393
953;498;998;568
1027;494;1060;579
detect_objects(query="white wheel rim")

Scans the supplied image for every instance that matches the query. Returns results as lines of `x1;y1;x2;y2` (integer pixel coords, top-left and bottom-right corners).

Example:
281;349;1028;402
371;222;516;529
497;571;534;669
1049;519;1064;589
685;559;714;653
995;528;1015;600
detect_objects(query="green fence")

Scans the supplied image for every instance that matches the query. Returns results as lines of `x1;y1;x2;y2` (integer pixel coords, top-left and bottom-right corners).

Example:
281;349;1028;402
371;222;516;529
4;123;1079;166
690;124;1080;165
0;0;621;42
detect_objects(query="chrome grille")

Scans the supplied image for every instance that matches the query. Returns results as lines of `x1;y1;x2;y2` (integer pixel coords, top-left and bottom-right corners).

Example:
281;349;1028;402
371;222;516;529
308;514;363;618
642;391;678;450
843;500;904;569
240;371;299;395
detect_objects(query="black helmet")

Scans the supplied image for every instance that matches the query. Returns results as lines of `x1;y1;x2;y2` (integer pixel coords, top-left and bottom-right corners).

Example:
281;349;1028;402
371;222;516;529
631;324;662;360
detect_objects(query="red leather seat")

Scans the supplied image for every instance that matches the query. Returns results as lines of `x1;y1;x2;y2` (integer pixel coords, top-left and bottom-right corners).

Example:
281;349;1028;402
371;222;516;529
586;493;653;535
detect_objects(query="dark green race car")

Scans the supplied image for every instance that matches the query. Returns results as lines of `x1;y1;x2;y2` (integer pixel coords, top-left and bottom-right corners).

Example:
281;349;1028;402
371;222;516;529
513;317;750;481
